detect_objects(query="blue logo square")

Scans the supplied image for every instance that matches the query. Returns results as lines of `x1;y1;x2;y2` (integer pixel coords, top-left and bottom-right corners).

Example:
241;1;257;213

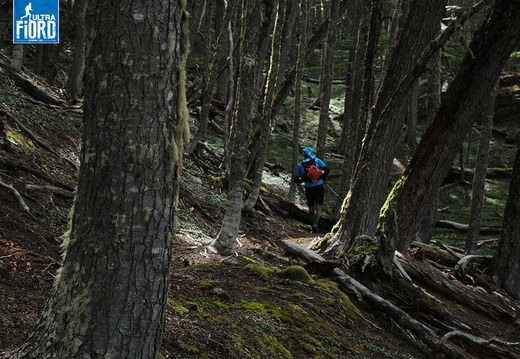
13;0;59;44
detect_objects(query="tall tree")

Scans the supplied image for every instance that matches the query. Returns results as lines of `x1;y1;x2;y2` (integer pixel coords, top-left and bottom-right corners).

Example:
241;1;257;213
315;0;339;158
336;1;377;208
64;0;87;101
490;135;520;299
393;0;520;255
289;0;309;202
11;0;189;357
212;0;263;255
243;0;288;211
323;0;446;256
465;82;497;254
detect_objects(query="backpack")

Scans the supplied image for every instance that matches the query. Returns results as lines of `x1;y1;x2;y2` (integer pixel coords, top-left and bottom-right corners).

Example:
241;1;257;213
302;159;322;183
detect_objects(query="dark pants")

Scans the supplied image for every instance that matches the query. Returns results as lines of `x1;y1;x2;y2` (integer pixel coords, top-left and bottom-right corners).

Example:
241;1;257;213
305;184;324;207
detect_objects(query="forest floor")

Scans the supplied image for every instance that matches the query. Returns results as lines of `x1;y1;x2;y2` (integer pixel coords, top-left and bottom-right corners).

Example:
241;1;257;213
1;73;520;359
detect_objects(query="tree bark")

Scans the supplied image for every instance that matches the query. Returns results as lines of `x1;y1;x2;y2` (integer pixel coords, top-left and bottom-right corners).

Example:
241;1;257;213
64;0;87;101
465;82;497;254
315;0;339;158
395;0;520;254
490;137;520;299
243;0;288;211
13;0;189;357
212;1;262;255
324;0;446;256
288;0;308;202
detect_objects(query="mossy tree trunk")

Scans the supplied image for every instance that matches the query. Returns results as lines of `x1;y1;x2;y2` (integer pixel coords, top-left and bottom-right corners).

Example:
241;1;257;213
336;0;373;209
13;0;189;357
324;0;446;256
395;0;520;254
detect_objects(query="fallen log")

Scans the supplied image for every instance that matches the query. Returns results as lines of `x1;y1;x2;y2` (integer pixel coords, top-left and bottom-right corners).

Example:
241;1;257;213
435;219;501;234
0;57;66;106
285;242;466;359
256;190;336;230
25;184;75;198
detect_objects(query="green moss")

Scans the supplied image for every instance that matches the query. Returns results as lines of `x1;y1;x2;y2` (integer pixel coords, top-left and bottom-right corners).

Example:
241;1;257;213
211;301;228;310
455;304;466;313
245;263;279;281
278;266;315;285
167;298;190;315
199;282;214;291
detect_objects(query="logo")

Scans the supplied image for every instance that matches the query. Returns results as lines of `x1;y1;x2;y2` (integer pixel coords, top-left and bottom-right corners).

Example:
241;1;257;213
13;0;59;44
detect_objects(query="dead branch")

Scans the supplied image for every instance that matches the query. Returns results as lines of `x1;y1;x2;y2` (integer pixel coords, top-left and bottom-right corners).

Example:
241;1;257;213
0;107;78;169
285;242;466;359
0;56;65;106
435;219;501;234
0;158;75;191
442;330;520;348
0;179;29;212
454;254;492;272
25;184;75;198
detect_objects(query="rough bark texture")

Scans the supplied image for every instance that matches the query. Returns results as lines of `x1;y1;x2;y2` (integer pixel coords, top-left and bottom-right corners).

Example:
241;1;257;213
14;0;189;357
396;0;520;253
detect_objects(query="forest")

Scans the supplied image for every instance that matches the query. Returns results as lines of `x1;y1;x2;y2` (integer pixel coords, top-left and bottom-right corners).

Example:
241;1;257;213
1;0;520;358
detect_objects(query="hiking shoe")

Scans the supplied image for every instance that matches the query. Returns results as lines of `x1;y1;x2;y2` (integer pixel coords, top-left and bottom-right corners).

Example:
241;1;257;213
311;226;318;233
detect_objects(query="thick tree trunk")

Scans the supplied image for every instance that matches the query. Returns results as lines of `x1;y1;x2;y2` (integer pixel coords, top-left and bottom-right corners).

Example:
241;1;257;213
14;0;189;358
395;0;520;253
324;0;446;255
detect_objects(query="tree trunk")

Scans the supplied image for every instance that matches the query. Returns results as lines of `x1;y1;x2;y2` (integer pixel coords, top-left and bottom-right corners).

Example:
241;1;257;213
243;0;288;211
324;0;446;255
289;0;308;202
405;78;419;147
465;82;497;254
185;1;221;156
336;0;376;212
315;0;339;158
395;0;520;253
490;137;520;299
212;1;262;255
14;0;189;357
64;0;87;101
11;45;23;71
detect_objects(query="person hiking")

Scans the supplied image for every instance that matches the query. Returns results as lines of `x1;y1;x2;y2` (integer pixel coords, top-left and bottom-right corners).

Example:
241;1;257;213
293;147;330;233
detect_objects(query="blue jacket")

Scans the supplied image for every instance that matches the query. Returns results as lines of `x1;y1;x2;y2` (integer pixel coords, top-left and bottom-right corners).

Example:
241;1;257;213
294;147;329;188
